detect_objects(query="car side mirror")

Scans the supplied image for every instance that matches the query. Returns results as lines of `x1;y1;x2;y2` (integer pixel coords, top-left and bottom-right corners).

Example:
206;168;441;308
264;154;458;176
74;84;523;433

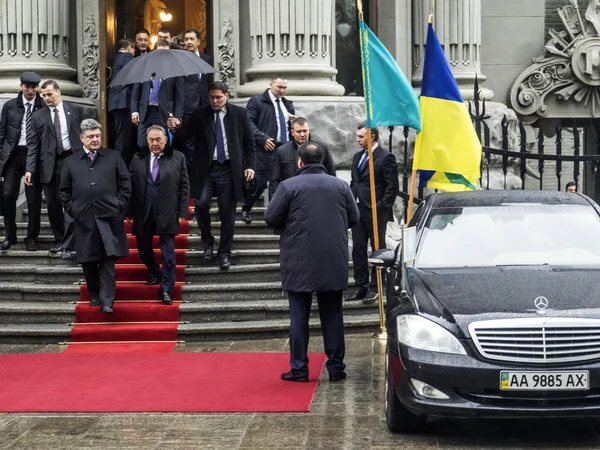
368;248;396;268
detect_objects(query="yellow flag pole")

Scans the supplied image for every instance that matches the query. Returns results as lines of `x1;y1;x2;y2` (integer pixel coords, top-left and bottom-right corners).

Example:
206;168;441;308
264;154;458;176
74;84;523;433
357;0;386;340
407;0;434;223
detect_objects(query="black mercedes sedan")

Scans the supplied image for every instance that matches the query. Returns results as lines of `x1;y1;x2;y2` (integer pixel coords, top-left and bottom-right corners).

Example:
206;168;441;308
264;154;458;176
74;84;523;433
370;190;600;432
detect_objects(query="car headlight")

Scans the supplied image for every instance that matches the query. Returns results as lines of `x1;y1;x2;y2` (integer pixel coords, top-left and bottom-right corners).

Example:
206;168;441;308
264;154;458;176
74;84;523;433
397;315;466;355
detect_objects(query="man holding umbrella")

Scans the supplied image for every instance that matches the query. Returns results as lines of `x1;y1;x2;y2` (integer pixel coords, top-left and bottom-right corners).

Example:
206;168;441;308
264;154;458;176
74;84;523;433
130;39;184;148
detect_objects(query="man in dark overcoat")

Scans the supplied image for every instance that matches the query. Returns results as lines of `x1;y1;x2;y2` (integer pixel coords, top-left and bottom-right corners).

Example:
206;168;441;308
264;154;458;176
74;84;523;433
188;81;255;269
25;80;83;259
127;125;189;305
346;123;399;303
58;119;131;314
265;142;359;383
0;71;44;251
243;74;295;223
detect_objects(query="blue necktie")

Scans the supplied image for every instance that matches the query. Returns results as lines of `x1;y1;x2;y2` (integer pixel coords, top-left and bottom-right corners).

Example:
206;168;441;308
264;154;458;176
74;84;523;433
276;99;288;143
149;78;160;104
359;151;368;172
214;111;226;163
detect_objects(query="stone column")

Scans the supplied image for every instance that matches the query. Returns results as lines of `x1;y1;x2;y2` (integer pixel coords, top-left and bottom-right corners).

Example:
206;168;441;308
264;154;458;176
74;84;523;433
237;0;344;97
411;0;493;100
0;0;85;100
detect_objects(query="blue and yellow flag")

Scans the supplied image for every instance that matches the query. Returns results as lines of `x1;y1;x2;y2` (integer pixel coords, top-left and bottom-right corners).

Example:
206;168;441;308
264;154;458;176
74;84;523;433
413;23;481;191
359;20;421;131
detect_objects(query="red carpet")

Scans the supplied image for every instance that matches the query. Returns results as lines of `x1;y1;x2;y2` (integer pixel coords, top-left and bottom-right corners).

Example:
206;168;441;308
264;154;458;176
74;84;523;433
0;352;326;412
69;221;189;350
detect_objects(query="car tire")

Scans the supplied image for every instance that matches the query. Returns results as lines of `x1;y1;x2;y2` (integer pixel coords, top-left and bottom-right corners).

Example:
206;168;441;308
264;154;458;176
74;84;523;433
385;351;427;433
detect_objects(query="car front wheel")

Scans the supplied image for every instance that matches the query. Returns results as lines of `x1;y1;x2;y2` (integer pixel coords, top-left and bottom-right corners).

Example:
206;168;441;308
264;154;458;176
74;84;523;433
385;351;427;433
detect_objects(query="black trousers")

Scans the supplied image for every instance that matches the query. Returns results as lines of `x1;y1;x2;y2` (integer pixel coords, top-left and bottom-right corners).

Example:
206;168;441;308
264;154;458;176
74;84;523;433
43;154;75;249
2;146;42;243
136;211;177;294
194;162;236;257
110;109;136;166
352;216;388;291
242;171;269;211
81;257;116;308
288;291;346;376
137;107;161;148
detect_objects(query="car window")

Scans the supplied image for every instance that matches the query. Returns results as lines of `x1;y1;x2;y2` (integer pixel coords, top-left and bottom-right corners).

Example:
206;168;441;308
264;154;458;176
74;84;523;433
416;204;600;267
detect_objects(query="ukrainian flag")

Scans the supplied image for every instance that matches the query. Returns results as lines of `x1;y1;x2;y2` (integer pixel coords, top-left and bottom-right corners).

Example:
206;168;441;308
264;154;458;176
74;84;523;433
414;23;482;191
359;19;421;131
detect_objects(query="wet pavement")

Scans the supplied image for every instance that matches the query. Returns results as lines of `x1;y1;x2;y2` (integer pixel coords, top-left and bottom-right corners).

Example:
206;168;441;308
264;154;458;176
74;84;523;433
1;334;600;449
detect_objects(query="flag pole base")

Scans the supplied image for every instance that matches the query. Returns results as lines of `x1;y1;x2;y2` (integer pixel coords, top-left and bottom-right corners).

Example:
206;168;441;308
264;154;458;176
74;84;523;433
372;328;387;340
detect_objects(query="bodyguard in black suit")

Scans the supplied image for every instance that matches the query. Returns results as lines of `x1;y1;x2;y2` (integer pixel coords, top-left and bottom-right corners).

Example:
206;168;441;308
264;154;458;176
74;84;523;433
127;125;189;305
130;43;184;148
265;142;359;383
0;72;44;251
133;28;151;58
58;119;131;314
269;117;336;198
25;80;83;259
108;38;135;162
243;75;295;223
170;29;213;161
188;82;255;269
346;124;399;303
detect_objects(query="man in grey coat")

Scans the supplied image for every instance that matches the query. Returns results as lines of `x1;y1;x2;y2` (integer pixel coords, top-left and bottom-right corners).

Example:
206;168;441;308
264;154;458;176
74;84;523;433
264;142;359;383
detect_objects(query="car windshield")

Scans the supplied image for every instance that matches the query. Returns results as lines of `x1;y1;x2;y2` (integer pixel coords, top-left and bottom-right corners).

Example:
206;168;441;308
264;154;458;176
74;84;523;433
416;204;600;268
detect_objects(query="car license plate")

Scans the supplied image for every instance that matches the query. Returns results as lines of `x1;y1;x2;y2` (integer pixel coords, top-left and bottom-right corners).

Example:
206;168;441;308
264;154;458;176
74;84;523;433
500;371;589;390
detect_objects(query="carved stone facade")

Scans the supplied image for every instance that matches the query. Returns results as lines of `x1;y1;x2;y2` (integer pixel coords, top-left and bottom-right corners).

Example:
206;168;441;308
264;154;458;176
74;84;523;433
82;14;99;100
509;0;600;121
218;15;237;98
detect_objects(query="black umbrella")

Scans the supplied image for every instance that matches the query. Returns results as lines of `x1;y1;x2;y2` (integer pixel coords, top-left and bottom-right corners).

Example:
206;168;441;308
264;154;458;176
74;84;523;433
109;49;216;87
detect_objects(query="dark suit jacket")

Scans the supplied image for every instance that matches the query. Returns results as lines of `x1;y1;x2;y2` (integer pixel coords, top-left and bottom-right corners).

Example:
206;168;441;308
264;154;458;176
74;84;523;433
350;145;399;222
107;51;134;112
188;102;255;202
58;148;131;262
130;77;184;126
0;92;45;175
127;144;189;236
26;102;83;184
246;90;295;173
182;52;213;116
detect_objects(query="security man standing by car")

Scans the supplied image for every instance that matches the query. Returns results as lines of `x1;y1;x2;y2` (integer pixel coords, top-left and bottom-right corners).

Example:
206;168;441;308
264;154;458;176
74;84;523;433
265;142;359;383
0;71;44;251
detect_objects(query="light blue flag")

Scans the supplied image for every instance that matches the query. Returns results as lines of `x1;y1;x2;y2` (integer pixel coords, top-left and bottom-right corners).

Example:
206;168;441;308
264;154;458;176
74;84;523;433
359;20;421;131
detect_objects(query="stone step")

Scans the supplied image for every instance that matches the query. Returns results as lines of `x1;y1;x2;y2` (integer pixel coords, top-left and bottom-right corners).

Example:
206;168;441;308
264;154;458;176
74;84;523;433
0;249;281;266
23;206;269;223
0;313;379;344
0;297;373;325
6;234;280;251
14;220;274;236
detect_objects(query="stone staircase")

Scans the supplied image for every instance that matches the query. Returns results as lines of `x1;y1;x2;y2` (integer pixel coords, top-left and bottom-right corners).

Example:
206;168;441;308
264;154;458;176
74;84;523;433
0;197;380;344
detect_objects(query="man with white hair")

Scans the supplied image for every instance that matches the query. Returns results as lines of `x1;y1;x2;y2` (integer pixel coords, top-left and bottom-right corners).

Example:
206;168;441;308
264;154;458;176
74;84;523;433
58;119;131;314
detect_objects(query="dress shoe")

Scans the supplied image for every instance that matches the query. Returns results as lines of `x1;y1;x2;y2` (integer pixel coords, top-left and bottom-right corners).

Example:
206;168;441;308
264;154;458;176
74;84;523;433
0;240;15;251
203;245;213;261
329;371;347;382
363;290;378;304
101;305;113;314
281;370;309;382
241;210;252;225
145;274;161;285
48;245;62;254
61;249;72;260
160;291;173;305
218;256;231;270
345;288;367;302
25;241;37;251
89;296;101;307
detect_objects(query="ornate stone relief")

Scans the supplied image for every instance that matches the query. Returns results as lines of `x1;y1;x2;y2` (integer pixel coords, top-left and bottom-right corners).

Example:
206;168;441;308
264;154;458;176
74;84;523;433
510;0;600;120
218;15;237;98
82;14;99;100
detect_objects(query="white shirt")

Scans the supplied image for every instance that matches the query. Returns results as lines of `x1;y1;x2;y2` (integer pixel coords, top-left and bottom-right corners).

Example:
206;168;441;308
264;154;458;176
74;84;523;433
18;100;35;146
268;90;289;143
195;51;202;80
213;106;230;160
50;102;71;151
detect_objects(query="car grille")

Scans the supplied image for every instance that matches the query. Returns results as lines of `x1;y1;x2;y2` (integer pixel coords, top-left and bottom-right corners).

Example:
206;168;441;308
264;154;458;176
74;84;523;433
468;318;600;364
457;388;600;408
